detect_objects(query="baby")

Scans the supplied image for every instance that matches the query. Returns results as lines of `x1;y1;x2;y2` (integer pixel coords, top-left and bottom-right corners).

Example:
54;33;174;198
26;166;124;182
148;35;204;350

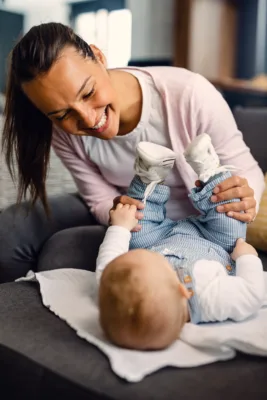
96;134;265;350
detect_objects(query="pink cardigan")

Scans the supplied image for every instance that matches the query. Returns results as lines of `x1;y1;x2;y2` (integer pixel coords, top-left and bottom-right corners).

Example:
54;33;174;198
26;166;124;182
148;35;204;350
52;67;265;225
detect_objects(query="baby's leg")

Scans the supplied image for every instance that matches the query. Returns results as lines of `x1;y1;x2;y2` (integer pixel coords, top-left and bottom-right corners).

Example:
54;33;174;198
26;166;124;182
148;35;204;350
127;176;175;249
127;142;177;250
189;171;246;253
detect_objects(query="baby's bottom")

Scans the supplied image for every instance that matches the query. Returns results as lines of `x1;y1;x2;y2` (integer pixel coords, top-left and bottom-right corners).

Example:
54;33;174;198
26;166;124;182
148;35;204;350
98;248;187;350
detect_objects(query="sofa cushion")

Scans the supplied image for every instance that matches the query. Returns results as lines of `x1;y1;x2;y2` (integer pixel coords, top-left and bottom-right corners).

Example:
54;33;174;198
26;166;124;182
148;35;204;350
233;107;267;172
0;281;267;400
247;173;267;251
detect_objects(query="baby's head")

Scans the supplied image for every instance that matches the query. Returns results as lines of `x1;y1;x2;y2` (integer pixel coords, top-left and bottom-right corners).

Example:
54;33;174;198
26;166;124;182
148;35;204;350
99;249;189;350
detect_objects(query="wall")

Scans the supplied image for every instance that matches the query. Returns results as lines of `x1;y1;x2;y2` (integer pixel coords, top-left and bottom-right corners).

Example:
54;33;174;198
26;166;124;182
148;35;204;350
236;0;267;79
236;0;258;79
188;0;223;79
188;0;238;80
5;0;69;32
0;0;69;91
71;0;175;64
189;0;267;80
0;8;24;92
126;0;174;62
4;0;175;64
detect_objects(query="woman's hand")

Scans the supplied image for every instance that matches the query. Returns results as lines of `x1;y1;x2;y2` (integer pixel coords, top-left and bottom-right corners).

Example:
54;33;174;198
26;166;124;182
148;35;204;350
202;176;256;223
111;195;144;232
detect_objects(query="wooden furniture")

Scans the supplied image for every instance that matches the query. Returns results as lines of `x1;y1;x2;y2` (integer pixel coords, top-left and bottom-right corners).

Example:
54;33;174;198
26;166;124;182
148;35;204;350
173;0;238;81
173;0;267;108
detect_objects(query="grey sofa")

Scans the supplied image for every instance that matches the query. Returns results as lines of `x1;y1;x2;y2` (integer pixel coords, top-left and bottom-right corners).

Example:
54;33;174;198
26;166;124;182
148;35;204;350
0;107;266;399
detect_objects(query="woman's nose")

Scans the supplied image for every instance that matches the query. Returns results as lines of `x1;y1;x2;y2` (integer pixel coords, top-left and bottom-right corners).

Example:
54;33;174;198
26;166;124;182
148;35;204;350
76;105;96;128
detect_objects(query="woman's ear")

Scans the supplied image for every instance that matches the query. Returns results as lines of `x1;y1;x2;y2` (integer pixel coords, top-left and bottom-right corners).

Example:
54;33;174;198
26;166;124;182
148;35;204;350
90;44;107;67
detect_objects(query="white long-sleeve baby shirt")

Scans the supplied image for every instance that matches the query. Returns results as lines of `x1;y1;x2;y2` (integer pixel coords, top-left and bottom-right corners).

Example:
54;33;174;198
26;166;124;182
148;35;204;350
96;226;265;323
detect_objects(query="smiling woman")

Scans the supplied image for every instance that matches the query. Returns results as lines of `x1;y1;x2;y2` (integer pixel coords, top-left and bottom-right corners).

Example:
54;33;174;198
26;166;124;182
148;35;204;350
3;23;141;211
21;46;126;139
0;22;264;283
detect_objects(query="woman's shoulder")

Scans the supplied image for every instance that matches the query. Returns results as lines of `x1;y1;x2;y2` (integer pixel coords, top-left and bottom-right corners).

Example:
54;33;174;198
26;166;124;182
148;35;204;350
128;66;212;101
128;66;198;87
144;66;196;79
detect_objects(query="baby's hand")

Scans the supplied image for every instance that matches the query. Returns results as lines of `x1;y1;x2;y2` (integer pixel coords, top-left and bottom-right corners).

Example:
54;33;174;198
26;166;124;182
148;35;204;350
231;238;258;261
109;203;139;231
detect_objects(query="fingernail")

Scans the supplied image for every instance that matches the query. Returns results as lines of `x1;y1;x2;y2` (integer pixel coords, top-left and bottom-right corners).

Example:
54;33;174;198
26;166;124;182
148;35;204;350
228;212;233;217
211;195;217;202
213;187;219;194
217;206;224;212
139;203;145;209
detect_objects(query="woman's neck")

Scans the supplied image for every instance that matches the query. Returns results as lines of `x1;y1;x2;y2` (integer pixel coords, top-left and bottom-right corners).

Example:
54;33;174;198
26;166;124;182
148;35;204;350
109;69;143;136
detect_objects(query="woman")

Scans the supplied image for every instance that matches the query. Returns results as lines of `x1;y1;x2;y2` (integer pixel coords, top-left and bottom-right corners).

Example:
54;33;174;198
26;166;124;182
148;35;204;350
0;22;264;283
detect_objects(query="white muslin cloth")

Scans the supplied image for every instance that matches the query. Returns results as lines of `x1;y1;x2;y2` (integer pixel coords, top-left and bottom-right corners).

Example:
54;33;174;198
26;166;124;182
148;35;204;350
17;269;267;383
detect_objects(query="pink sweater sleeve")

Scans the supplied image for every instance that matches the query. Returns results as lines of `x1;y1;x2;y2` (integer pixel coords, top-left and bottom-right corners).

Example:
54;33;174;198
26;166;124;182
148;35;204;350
188;74;265;210
52;127;121;225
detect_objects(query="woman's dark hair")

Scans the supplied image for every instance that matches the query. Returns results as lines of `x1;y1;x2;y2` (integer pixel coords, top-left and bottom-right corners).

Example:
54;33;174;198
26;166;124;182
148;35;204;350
2;22;96;214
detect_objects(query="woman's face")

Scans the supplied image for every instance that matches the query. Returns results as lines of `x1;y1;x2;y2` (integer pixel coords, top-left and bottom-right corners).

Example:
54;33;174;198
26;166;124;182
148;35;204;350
22;46;120;140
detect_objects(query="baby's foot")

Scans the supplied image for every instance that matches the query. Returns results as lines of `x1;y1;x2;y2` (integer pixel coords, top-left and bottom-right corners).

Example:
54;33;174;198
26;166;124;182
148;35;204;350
184;133;231;182
135;142;176;184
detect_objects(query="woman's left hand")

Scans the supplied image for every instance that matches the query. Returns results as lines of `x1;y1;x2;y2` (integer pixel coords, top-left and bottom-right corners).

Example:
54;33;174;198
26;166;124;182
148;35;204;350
197;176;256;223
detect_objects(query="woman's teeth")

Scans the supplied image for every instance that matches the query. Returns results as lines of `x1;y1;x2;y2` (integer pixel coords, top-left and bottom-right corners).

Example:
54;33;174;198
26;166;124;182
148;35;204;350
92;108;107;130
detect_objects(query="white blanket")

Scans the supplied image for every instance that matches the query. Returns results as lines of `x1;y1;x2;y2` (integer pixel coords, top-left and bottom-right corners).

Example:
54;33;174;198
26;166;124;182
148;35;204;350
17;269;267;383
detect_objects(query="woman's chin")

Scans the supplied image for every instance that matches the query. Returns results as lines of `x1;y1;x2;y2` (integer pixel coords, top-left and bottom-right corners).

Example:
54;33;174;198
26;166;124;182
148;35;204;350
70;120;119;139
97;126;119;140
99;131;118;140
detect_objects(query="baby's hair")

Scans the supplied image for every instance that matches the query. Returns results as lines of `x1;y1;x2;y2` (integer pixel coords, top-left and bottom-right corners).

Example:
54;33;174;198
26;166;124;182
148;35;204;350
99;255;185;350
99;264;147;343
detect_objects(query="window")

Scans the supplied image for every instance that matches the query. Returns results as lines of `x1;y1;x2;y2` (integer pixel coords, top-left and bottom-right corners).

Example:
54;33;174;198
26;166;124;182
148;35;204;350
75;8;132;68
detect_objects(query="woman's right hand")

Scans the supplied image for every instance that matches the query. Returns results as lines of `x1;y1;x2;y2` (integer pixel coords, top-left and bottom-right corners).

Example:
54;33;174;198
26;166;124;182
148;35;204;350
111;195;145;232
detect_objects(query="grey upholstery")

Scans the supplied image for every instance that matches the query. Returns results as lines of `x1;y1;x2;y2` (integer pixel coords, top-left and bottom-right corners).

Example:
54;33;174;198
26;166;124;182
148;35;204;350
0;278;266;400
233;107;267;172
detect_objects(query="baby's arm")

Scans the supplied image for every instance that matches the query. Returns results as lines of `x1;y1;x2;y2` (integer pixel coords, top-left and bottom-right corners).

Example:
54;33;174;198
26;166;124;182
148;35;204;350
198;240;265;322
96;204;138;283
96;226;132;284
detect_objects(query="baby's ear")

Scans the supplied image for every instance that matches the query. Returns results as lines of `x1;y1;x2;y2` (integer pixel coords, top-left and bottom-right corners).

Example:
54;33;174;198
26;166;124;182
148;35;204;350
178;283;191;299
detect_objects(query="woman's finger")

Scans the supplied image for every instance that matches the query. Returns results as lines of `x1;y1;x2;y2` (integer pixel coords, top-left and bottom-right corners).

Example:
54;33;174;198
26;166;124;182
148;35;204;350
212;176;247;194
113;195;144;209
211;186;254;203
216;197;256;213
131;224;142;232
135;211;144;220
116;203;123;209
226;209;255;223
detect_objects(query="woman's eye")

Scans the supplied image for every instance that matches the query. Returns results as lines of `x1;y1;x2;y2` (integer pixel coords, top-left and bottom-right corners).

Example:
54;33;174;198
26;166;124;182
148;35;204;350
83;87;95;99
56;113;68;121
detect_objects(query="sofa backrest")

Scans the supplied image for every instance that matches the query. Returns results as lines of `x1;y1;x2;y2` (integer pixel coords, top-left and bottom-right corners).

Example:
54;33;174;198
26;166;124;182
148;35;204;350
233;107;267;173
